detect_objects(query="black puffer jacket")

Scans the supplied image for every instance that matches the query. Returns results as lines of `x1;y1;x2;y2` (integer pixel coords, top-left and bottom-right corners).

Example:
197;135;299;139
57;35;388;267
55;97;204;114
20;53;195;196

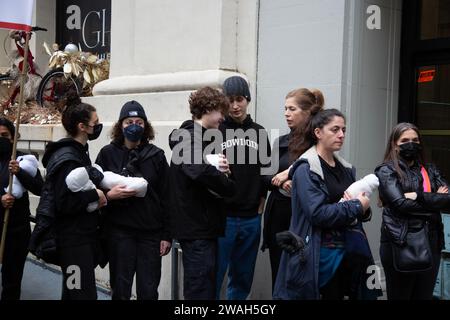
375;160;450;246
41;138;100;247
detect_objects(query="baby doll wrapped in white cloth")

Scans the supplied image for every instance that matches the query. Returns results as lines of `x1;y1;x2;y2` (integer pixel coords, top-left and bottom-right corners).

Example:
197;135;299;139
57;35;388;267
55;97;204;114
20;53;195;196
5;155;39;199
65;164;148;212
340;174;379;202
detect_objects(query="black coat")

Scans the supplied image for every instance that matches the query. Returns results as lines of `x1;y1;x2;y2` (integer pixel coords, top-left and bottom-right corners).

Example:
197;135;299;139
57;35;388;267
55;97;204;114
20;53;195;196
0;151;43;230
168;120;235;240
41;138;100;247
261;133;291;250
95;141;171;240
375;160;450;246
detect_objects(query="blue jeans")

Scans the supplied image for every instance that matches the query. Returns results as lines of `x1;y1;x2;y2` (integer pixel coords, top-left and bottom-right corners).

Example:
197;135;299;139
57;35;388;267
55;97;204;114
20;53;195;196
216;215;261;300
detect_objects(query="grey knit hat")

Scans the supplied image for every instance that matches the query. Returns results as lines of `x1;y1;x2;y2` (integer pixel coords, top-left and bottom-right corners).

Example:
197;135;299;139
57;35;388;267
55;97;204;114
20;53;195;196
223;76;251;102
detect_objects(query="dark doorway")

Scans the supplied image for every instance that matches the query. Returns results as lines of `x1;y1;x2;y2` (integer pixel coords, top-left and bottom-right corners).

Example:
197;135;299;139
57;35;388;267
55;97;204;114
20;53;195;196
399;0;450;179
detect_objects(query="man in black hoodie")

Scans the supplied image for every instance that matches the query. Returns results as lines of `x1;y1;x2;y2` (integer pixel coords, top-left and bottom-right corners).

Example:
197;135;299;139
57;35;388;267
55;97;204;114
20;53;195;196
169;87;235;300
216;76;271;300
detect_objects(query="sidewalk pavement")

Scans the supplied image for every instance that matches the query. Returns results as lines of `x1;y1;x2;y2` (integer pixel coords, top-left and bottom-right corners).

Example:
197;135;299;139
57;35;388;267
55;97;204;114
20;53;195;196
1;258;110;300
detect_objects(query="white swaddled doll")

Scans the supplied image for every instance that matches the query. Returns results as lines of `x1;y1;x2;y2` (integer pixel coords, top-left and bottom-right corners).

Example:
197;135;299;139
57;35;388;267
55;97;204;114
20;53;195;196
5;155;39;199
65;164;148;212
340;173;379;202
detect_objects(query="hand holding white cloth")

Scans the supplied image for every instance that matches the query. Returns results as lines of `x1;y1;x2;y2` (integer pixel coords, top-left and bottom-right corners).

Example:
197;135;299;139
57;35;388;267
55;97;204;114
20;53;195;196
6;155;39;199
65;165;149;212
93;164;148;198
342;174;379;200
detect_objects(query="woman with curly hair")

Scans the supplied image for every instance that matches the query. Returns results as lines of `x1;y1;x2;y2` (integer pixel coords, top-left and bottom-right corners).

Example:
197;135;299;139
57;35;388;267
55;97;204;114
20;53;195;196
96;100;171;300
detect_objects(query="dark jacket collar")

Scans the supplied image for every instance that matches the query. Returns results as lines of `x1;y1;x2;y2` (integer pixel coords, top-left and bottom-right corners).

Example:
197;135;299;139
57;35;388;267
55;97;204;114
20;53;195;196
42;138;88;168
223;115;254;129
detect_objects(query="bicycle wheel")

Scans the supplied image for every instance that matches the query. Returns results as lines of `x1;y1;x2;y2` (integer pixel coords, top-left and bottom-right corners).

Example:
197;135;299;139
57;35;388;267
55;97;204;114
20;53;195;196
36;68;81;110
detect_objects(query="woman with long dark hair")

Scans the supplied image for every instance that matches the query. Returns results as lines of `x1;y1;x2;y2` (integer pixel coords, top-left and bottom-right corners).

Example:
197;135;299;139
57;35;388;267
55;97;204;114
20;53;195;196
261;88;324;289
274;109;379;300
41;93;106;300
376;122;450;299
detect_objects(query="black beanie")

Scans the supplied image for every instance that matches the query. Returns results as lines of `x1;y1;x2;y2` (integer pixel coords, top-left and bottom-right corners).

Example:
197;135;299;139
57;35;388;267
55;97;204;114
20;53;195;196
223;76;251;102
119;100;147;121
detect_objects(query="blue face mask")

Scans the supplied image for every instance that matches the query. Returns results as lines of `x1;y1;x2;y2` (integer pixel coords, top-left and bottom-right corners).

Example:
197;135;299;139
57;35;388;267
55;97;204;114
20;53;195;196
123;124;144;142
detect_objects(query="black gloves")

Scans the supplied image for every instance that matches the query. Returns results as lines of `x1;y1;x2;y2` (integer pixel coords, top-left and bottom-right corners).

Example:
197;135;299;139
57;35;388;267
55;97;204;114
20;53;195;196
276;230;307;262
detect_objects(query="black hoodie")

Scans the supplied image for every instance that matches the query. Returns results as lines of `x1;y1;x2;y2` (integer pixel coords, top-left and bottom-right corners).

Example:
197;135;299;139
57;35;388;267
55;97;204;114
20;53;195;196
168;120;235;240
95;141;171;240
219;115;271;217
42;138;100;247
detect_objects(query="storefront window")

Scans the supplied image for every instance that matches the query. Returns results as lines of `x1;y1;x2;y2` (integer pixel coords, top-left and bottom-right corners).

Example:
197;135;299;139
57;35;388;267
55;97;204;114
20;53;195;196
420;0;450;40
416;64;450;179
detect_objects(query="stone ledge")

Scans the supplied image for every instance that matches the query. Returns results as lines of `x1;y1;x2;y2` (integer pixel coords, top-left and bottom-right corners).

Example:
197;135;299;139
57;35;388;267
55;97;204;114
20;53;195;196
17;124;65;142
92;69;246;96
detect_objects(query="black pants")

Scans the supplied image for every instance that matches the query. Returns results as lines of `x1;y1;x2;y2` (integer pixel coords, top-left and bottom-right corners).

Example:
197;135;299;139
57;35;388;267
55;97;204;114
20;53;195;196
59;242;97;300
179;239;216;300
108;227;162;300
319;255;354;300
267;199;291;290
380;228;442;300
1;224;30;300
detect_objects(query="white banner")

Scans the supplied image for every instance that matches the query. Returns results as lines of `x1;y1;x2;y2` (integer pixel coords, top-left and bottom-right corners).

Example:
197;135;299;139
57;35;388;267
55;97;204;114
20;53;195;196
0;0;35;31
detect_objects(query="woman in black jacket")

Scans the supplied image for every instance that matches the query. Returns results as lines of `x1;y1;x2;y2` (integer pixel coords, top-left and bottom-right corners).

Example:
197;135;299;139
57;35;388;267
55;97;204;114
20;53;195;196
261;88;324;289
95;100;171;300
41;94;106;300
375;122;450;300
0;117;43;300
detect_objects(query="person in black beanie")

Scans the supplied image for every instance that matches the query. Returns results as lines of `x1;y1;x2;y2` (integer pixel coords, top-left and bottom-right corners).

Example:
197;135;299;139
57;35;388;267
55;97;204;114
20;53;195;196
96;100;171;300
216;76;271;300
0;117;43;300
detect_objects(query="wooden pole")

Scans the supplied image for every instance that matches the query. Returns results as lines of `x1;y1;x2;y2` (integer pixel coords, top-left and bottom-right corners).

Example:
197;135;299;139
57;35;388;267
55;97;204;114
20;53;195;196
0;31;30;264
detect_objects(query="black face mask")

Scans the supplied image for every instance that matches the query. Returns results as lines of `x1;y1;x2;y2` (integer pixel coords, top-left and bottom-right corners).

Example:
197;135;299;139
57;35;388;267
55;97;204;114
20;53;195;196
0;137;12;158
399;142;422;161
123;124;144;142
87;123;103;141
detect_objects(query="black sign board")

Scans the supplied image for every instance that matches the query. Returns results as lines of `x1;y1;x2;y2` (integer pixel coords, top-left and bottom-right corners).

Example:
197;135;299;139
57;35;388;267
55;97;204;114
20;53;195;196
56;0;111;58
